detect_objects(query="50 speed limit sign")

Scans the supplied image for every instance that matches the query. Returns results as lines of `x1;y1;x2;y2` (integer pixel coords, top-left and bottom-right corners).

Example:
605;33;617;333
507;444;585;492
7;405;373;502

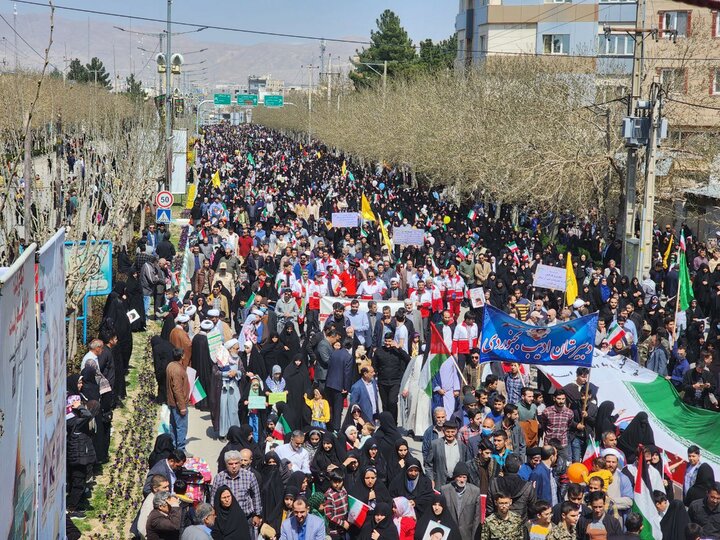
155;191;174;208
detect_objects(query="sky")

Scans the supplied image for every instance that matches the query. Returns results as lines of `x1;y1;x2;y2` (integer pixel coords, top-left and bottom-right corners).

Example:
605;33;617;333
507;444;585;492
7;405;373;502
12;0;457;46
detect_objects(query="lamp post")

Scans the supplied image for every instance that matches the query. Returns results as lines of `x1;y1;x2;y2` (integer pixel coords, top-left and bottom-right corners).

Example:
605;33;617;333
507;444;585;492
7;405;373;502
351;57;387;106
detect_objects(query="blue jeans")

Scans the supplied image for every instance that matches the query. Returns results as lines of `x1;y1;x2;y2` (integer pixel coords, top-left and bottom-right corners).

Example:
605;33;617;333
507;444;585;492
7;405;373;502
570;437;584;463
143;295;151;314
170;406;188;451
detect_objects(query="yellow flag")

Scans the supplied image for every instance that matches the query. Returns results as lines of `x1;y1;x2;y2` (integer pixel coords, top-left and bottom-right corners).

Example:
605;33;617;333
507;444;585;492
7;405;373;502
663;235;674;270
379;219;393;253
565;252;578;305
212;170;221;188
361;194;376;222
341;160;347;177
316;151;321;159
185;183;197;209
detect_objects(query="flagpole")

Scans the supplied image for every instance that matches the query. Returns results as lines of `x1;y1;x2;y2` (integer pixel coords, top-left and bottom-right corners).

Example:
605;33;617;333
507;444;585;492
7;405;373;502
674;238;682;329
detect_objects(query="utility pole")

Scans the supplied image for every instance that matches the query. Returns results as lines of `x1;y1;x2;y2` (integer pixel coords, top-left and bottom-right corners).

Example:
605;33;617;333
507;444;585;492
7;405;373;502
327;56;332;106
619;0;646;277
303;64;318;146
13;3;18;71
165;0;173;191
158;32;164;95
638;79;663;277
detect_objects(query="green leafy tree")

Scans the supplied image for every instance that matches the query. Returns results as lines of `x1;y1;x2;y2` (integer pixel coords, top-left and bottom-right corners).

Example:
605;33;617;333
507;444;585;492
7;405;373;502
66;58;88;83
85;57;111;89
417;34;457;71
125;73;146;101
350;10;417;88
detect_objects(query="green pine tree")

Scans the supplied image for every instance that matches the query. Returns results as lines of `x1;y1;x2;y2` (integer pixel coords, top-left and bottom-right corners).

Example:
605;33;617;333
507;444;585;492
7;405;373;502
125;73;146;102
66;58;88;83
349;10;417;88
85;57;111;89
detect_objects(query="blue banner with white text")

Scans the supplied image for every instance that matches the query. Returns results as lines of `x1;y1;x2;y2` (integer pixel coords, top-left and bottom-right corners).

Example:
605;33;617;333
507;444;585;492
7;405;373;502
479;305;598;366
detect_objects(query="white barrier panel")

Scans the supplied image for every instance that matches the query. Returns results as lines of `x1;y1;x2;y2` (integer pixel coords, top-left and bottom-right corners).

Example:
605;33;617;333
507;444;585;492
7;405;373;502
0;244;38;538
38;229;67;539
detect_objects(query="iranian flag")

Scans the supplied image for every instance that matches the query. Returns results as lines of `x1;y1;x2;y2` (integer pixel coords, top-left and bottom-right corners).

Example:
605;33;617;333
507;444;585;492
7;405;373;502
419;324;453;397
467;208;477;220
607;321;626;346
507;241;519;253
272;414;291;440
347;495;370;527
582;435;600;470
189;379;207;405
631;447;663;540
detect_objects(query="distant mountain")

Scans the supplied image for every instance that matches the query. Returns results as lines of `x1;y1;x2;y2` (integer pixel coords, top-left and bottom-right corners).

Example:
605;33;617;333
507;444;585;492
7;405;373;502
2;11;360;89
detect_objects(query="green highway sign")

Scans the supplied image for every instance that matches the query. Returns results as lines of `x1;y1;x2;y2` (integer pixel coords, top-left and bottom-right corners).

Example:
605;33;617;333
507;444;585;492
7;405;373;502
237;94;258;106
263;95;284;108
214;93;231;106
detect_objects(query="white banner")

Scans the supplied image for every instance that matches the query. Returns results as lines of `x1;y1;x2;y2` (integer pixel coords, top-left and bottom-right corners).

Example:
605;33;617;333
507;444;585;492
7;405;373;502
320;296;405;326
533;263;567;291
331;212;359;228
393;226;426;246
0;244;38;538
171;128;188;195
38;230;67;539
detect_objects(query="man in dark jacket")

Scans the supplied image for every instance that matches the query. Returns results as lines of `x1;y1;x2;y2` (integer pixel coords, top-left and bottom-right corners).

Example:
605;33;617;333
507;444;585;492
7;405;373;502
687;482;720;538
325;338;354;431
584;491;623;538
373;332;411;422
682;359;716;409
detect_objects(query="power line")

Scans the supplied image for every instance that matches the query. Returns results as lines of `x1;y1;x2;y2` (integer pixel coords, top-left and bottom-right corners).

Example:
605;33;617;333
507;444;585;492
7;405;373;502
665;96;720;111
14;0;374;45
0;11;60;70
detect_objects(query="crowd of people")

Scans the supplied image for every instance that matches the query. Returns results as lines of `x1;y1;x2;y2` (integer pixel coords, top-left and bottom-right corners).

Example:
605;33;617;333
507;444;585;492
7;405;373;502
66;123;720;539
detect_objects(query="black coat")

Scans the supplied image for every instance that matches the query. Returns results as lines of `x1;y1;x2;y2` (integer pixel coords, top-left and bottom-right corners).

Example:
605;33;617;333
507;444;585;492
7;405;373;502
67;407;97;466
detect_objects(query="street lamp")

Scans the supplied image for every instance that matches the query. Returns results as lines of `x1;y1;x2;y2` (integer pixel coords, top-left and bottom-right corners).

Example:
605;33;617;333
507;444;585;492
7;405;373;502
350;55;387;105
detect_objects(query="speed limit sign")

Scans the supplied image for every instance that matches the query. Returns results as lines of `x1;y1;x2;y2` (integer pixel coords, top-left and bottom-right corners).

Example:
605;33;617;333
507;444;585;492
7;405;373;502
155;191;174;208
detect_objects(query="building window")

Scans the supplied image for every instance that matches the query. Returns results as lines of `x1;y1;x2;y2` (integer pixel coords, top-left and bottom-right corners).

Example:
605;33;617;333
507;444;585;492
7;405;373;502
478;35;486;54
713;68;720;95
713;11;719;38
660;11;690;38
659;67;686;94
543;34;570;54
598;34;634;56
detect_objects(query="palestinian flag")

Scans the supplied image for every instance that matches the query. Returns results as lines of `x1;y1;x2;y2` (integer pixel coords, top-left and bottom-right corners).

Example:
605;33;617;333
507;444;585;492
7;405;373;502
347;495;370;527
678;230;694;311
419;324;453;397
632;447;663;540
582;435;600;470
189;379;207;405
607;321;626;346
272;414;291;440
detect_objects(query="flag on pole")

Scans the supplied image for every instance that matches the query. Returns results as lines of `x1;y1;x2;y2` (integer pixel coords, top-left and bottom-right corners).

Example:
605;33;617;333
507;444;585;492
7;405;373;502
247;153;256;166
189;379;207;405
185;183;197;209
361;194;376;222
467;208;477;220
631;448;663;540
211;170;221;188
245;292;256;310
607;321;626;346
566;252;578;305
272;414;291;440
662;235;674;270
419;324;453;397
507;241;519;253
348;171;355;182
582;435;600;470
678;231;694;311
347;496;370;527
379;218;393;253
341;160;347;177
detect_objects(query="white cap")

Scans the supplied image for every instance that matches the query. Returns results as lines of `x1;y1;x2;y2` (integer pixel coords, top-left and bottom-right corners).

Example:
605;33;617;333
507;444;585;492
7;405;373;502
185;305;197;317
224;338;239;350
200;320;214;331
573;299;585;309
207;309;220;317
175;314;190;324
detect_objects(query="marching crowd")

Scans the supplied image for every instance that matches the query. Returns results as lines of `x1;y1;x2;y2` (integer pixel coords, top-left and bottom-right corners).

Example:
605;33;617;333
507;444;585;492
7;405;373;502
66;124;720;539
